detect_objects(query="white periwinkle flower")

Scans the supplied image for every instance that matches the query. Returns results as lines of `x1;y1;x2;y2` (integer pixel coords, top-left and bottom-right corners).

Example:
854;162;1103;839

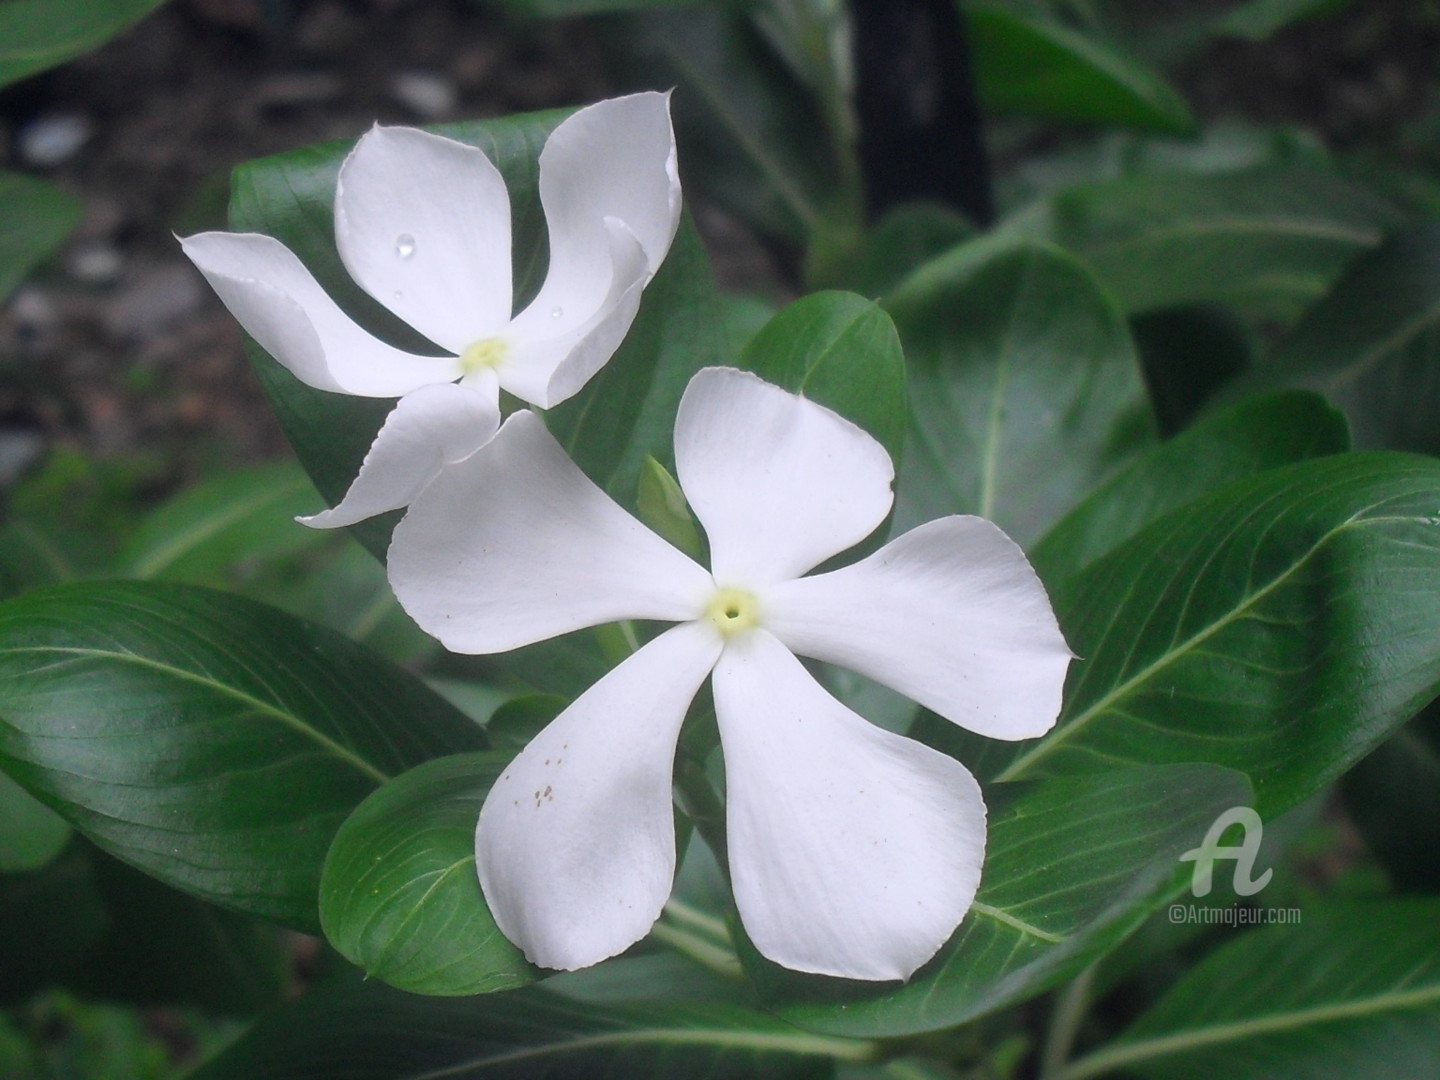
388;366;1073;981
180;92;681;528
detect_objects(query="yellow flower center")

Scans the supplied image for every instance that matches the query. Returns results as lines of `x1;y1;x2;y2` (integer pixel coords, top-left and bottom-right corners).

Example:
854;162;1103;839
460;337;507;374
704;586;760;637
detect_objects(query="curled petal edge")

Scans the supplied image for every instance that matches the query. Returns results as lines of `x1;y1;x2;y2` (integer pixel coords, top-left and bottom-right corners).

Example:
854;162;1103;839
300;375;500;529
179;231;460;397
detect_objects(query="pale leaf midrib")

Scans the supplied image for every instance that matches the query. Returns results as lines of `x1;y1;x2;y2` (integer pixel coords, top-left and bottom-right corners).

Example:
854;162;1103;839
125;473;310;578
1083;217;1381;262
1313;288;1440;396
997;508;1405;781
1060;979;1440;1080
971;901;1065;944
977;263;1026;522
2;644;389;785
653;41;821;231
408;1023;876;1080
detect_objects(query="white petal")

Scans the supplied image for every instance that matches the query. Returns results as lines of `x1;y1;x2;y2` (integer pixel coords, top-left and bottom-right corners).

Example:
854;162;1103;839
180;231;460;396
520;92;681;342
335;125;513;353
765;516;1073;741
713;630;986;980
299;376;500;529
388;410;713;653
675;368;895;585
501;218;648;408
477;622;721;971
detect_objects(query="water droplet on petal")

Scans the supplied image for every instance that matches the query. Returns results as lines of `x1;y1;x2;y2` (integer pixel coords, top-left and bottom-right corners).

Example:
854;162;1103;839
393;290;404;300
550;306;563;319
395;234;416;259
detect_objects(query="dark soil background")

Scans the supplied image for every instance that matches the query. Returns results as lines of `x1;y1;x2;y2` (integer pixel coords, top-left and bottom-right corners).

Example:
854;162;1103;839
0;0;1436;500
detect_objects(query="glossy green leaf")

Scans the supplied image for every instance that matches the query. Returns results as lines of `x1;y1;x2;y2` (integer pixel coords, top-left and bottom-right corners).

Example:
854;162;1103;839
319;752;533;996
0;0;167;89
959;453;1440;814
1047;168;1403;321
968;6;1195;134
1253;223;1440;455
761;765;1251;1037
0;767;69;871
1061;899;1440;1080
115;461;328;582
739;291;907;466
0;171;82;301
0;581;485;931
886;237;1154;546
1030;390;1350;584
191;970;863;1080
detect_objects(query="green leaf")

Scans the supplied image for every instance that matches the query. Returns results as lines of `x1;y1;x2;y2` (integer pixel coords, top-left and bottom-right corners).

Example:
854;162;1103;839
0;581;485;931
190;971;864;1080
1342;701;1440;893
1061;899;1440;1080
0;844;108;1000
1252;223;1440;455
0;0;168;90
836;204;975;300
1129;304;1255;436
760;765;1251;1037
967;6;1196;134
0;767;69;871
969;452;1440;814
1216;0;1353;41
1047;168;1403;321
248;539;439;666
1030;390;1350;584
638;456;703;560
115;461;328;582
319;752;534;996
739;291;907;466
0;517;110;597
886;237;1154;547
0;171;82;301
482;692;566;751
616;7;853;246
68;848;289;1015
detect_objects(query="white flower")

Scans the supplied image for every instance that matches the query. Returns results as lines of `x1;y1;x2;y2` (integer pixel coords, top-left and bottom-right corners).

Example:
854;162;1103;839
180;92;681;528
388;367;1073;981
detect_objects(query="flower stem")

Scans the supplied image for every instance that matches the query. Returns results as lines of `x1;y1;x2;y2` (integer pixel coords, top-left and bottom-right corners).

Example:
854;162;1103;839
1039;962;1097;1080
650;911;744;981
